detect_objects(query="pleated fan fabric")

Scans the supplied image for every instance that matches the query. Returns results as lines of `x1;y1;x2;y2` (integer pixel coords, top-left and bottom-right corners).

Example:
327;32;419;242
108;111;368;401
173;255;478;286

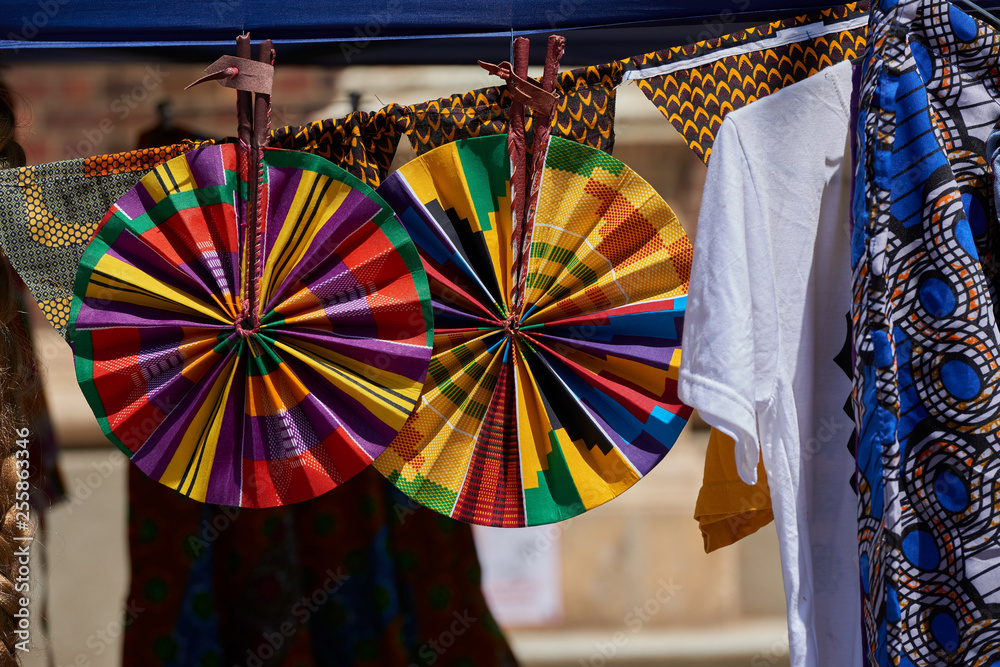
70;143;433;507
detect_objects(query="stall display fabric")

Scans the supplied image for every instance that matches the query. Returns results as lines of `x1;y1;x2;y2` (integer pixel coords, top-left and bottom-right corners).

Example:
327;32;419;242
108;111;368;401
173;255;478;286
0;141;215;335
68;143;433;507
0;59;620;339
0;3;866;340
400;61;621;157
123;464;519;667
373;133;692;527
273;59;620;172
269;107;402;187
853;0;1000;664
0;9;867;516
694;429;773;553
0;111;387;338
623;3;868;162
679;60;859;666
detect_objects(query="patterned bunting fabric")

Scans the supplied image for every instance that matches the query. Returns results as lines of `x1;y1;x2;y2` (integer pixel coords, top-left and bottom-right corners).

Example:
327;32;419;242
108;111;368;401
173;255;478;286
0;109;394;338
624;3;868;162
0;13;870;339
0;61;620;338
374;134;692;527
398;61;621;156
0;141;214;335
269;107;402;188
69;143;432;507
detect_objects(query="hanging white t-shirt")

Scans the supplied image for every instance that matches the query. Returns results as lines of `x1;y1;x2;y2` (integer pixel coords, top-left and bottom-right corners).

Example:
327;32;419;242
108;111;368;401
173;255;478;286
678;60;860;667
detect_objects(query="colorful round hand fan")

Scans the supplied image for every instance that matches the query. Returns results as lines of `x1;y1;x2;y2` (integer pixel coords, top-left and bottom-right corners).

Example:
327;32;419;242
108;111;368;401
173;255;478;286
69;143;433;507
374;134;692;527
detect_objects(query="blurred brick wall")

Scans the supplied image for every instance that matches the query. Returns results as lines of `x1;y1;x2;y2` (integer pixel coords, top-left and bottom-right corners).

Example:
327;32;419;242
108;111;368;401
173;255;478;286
3;63;339;164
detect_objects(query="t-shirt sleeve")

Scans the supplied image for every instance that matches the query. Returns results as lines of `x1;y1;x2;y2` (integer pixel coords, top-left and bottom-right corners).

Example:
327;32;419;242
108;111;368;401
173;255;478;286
694;428;773;553
678;117;774;485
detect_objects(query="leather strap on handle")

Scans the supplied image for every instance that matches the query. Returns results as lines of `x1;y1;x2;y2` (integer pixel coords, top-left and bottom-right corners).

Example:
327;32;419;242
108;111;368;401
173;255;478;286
538;35;565;102
253;40;275;150
515;34;565;311
487;35;565;314
247;39;275;329
182;35;277;330
478;60;559;116
505;37;530;311
235;35;253;150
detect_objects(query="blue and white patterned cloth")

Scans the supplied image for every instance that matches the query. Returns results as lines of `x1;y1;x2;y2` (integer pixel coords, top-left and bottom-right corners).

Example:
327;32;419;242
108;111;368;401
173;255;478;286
853;0;1000;664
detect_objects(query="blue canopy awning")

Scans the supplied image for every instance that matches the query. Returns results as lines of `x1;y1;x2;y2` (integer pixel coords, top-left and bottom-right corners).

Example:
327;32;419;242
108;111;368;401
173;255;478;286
0;2;883;50
0;2;995;65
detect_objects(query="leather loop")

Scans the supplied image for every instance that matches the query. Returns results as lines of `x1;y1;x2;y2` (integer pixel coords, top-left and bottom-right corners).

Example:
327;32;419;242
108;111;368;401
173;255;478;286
185;55;274;95
184;66;239;89
253;40;275;150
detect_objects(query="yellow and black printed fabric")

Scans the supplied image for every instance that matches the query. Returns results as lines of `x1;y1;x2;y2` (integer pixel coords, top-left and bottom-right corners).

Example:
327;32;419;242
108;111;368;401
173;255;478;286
623;3;868;162
0;141;214;334
269;106;402;188
399;61;622;156
374;134;692;527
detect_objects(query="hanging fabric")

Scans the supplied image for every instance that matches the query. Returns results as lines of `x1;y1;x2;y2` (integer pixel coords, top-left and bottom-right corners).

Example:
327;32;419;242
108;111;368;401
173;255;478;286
853;0;1000;663
0;141;216;335
373;38;692;527
679;58;859;666
623;3;868;162
694;429;773;552
0;106;404;339
396;61;621;157
269;106;402;187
